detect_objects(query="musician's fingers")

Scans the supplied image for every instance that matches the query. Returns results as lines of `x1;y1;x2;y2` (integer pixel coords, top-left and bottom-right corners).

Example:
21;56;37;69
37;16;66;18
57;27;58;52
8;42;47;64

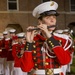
27;26;31;30
38;24;47;28
27;26;34;31
37;25;44;30
37;25;42;28
32;30;36;35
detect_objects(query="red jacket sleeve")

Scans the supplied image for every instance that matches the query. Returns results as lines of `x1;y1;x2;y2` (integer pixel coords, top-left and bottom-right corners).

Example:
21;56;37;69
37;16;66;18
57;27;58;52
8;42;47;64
21;51;34;72
12;44;17;59
53;46;71;65
47;36;71;65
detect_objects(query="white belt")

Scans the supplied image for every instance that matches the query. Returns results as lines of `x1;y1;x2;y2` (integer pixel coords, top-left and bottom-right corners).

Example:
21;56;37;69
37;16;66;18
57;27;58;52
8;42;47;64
34;68;62;74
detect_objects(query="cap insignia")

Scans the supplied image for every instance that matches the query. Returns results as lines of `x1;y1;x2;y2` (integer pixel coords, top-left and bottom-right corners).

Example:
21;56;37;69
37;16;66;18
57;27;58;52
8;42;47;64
50;1;54;6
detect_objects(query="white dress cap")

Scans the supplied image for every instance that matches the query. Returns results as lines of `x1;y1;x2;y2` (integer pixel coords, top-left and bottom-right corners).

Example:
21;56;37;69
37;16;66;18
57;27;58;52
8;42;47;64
9;29;16;33
63;29;69;32
32;1;58;18
3;31;8;35
17;32;25;38
55;30;64;34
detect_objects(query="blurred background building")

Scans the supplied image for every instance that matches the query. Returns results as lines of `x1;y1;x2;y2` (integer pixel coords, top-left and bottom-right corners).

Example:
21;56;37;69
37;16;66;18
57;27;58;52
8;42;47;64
0;0;75;74
0;0;75;33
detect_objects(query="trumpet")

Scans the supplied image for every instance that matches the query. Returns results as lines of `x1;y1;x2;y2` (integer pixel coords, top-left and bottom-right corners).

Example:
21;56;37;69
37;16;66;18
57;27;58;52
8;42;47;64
27;25;56;32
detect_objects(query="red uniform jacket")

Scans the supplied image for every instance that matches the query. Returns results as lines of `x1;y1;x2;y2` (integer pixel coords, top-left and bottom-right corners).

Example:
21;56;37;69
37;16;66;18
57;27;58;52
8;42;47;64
21;34;71;72
12;42;25;67
0;40;2;57
1;38;8;58
5;38;14;61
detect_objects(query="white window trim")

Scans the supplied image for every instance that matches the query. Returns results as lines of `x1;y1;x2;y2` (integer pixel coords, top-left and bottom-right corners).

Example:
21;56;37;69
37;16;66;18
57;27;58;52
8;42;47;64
69;0;71;12
7;0;19;11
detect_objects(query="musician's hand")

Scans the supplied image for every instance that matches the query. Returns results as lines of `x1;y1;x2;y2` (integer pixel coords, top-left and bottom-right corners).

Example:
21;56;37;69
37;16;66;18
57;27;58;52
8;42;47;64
26;26;35;43
37;24;52;38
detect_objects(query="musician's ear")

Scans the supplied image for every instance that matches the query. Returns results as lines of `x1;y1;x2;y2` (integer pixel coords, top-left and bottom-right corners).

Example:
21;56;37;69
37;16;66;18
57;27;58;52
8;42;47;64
38;19;43;25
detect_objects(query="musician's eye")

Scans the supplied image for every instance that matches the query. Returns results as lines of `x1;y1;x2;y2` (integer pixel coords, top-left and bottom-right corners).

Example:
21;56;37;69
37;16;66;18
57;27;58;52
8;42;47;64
45;16;50;19
53;16;56;18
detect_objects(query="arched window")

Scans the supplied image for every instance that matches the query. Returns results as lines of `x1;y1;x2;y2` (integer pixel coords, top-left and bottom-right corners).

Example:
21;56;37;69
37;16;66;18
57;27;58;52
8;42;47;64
6;24;23;33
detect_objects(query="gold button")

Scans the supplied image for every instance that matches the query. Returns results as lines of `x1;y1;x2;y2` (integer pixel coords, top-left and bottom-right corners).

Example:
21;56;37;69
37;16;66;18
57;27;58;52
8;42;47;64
45;62;49;65
34;57;36;60
49;41;51;43
47;72;49;74
35;64;37;66
59;40;62;42
46;56;48;59
52;45;54;47
26;48;28;50
50;43;53;45
33;45;36;48
34;51;36;53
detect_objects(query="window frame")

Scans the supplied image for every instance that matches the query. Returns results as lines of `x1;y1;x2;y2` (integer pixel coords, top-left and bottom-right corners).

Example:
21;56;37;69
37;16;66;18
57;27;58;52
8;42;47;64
7;0;19;11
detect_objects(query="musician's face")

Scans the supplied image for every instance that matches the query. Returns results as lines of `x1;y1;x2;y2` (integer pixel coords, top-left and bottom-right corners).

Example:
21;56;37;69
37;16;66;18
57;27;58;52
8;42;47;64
3;34;8;38
10;33;16;37
39;15;56;31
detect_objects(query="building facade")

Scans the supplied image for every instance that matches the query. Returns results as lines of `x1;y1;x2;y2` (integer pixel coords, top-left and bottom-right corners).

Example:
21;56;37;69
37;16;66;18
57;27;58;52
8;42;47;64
0;0;75;33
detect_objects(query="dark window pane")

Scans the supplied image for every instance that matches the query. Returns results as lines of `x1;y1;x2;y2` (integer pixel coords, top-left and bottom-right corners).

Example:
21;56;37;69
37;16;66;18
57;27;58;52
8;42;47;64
71;0;75;4
8;0;16;1
71;9;75;11
71;6;75;11
9;3;17;10
43;0;50;2
71;0;75;11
